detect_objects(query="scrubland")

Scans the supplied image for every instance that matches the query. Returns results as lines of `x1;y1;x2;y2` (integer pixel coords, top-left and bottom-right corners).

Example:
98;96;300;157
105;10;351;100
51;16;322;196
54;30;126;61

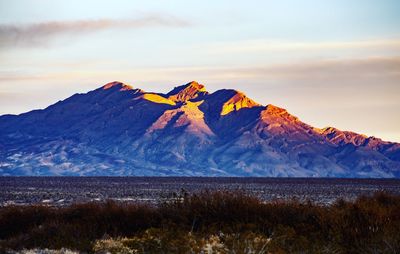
1;191;399;253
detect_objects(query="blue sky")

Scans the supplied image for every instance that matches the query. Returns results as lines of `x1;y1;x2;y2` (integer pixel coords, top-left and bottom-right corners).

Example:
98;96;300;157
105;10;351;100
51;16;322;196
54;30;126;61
1;0;400;141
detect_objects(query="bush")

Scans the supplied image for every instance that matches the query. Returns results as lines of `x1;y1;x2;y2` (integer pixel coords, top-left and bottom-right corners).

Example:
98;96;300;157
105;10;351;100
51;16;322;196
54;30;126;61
0;191;399;253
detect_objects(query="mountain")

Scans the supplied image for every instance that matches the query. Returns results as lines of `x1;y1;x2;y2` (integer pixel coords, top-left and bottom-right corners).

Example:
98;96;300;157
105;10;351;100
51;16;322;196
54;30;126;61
1;81;399;177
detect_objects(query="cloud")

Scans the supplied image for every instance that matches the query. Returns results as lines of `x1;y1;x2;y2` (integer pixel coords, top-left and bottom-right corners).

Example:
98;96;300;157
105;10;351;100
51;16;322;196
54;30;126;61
206;39;400;53
1;56;399;83
107;56;399;84
0;15;190;48
226;57;400;81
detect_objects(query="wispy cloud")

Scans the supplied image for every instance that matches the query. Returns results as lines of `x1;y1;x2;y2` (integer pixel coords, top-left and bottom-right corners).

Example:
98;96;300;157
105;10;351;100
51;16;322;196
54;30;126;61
206;39;400;53
1;56;399;86
93;56;399;83
0;15;190;48
223;57;400;81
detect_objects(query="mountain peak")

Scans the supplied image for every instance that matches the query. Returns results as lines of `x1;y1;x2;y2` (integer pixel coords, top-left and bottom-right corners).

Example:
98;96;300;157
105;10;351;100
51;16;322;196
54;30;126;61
264;104;287;115
102;81;133;91
167;81;207;102
220;89;261;115
259;104;299;124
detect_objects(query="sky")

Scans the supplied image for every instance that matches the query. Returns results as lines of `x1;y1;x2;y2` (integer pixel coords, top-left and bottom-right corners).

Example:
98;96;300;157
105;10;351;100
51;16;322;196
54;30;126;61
0;0;399;142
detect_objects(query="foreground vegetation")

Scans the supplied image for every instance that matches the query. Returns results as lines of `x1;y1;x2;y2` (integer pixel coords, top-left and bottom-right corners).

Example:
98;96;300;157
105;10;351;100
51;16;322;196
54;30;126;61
1;191;400;253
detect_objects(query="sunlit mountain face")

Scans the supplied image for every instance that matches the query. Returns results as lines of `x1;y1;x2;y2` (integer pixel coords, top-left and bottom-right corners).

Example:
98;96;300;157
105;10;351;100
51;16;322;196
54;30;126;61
0;81;399;177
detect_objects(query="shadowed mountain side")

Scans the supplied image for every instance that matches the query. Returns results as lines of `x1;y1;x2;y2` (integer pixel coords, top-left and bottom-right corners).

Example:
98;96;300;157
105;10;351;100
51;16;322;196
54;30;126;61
0;81;399;177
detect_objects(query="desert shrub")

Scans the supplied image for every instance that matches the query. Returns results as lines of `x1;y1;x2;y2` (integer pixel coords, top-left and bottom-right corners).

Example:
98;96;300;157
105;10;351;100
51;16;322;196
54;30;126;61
6;248;79;254
0;191;399;253
93;230;271;254
0;205;54;239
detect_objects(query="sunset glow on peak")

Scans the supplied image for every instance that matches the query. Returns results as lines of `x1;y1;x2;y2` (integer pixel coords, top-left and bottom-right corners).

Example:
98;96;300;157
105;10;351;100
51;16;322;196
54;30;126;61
264;104;288;115
102;81;132;91
167;81;207;102
220;91;261;116
142;93;176;106
315;126;370;146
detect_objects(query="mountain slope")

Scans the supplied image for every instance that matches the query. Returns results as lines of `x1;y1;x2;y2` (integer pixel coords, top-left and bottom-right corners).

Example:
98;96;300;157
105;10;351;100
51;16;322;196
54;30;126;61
0;81;399;177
